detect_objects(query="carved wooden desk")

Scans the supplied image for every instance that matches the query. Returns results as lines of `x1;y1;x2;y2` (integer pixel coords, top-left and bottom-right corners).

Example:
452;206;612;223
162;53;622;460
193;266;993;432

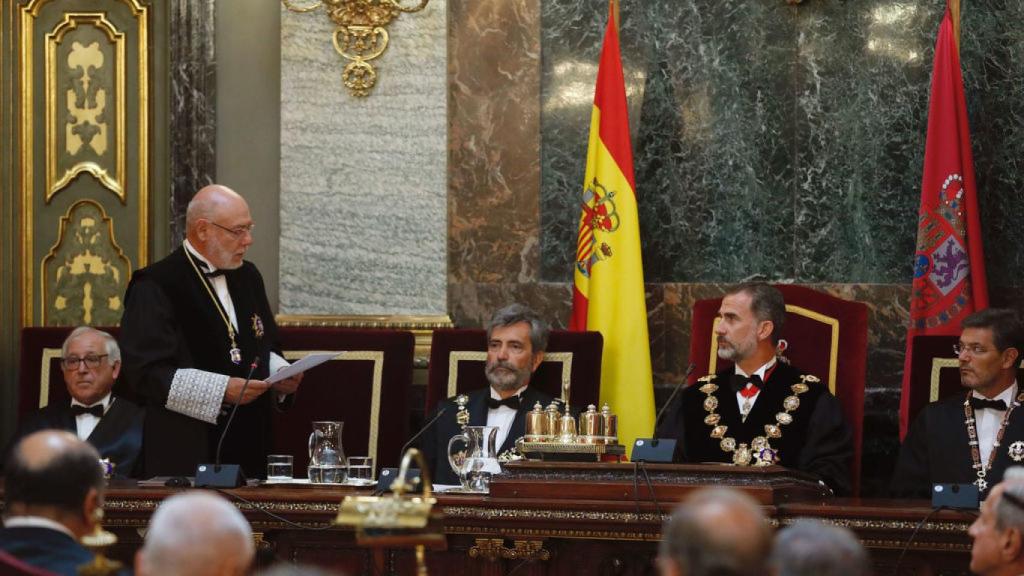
10;463;977;576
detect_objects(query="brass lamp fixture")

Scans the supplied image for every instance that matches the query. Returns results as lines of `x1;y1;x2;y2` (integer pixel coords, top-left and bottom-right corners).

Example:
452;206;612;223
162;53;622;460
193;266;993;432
336;448;441;576
282;0;430;97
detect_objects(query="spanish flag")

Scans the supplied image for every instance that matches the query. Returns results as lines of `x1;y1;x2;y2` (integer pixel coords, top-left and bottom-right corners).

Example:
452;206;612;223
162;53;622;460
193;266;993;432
569;1;654;451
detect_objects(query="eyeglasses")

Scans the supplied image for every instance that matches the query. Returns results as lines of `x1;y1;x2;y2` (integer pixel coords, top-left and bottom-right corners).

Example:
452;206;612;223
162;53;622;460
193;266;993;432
61;354;109;370
954;343;992;357
209;221;255;237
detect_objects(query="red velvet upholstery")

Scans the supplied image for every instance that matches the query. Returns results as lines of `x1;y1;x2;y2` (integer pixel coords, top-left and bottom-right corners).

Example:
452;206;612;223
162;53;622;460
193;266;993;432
273;328;414;475
688;285;868;495
425;329;603;414
905;334;964;424
17;326;121;419
0;551;58;576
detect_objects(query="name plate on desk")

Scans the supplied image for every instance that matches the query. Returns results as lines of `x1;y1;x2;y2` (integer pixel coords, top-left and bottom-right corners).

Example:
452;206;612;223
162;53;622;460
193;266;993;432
494;461;831;504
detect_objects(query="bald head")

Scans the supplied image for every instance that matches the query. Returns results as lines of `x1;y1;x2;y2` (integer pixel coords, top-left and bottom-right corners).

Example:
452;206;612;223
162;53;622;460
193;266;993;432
659;488;771;576
136;491;254;576
3;430;104;537
185;184;254;270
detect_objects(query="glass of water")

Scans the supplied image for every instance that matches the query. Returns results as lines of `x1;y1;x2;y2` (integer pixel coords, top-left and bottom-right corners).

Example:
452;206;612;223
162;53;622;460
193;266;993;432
308;464;347;484
266;455;293;481
347;456;374;485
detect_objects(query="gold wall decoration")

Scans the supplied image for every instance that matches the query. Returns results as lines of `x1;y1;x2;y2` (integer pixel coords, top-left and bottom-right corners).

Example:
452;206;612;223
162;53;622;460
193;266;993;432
20;0;149;327
41;199;131;326
281;0;429;97
46;13;126;203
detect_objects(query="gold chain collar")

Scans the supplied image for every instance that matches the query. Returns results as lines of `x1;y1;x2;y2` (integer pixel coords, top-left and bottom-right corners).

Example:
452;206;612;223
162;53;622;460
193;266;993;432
699;373;817;466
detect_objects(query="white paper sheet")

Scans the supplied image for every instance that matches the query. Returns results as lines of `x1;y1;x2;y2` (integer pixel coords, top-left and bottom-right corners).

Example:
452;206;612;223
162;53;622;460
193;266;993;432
266;351;338;384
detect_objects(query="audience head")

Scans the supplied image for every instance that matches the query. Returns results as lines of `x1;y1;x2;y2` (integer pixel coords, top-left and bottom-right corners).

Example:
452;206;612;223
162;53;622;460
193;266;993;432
969;480;1024;576
958;308;1023;398
716;283;786;365
60;326;121;406
769;519;869;576
135;491;254;576
185;184;254;270
484;303;549;396
3;430;104;538
658;487;771;576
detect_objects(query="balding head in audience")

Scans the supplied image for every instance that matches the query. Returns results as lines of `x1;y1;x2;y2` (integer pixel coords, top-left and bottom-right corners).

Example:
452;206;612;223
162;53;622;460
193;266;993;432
135;491;254;576
3;429;104;539
657;487;771;576
769;519;868;576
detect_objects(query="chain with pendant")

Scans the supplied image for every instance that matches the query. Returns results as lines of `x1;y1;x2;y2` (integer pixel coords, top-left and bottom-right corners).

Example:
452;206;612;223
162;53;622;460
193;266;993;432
963;391;1022;492
700;373;816;466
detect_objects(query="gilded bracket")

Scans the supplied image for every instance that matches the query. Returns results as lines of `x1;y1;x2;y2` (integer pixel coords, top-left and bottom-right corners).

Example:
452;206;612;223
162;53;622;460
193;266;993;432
281;0;429;97
468;537;551;563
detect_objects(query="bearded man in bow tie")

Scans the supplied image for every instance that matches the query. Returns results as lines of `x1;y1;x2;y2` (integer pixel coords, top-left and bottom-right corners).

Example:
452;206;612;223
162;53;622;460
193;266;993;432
5;327;144;477
656;283;853;495
420;304;555;486
892;308;1024;499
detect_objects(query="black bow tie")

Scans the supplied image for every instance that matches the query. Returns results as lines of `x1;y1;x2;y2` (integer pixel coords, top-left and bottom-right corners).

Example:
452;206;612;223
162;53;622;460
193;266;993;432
730;374;764;393
487;396;521;410
70;404;104;418
195;259;225;278
970;397;1008;411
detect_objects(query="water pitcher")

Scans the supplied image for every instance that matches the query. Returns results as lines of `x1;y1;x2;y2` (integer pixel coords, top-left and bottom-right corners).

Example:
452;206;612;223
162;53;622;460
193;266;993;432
447;425;502;492
308;421;347;482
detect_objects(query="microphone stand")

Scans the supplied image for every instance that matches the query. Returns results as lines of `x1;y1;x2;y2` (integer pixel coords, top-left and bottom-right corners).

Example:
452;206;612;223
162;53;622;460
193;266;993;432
375;407;449;495
195;357;261;488
631;362;695;463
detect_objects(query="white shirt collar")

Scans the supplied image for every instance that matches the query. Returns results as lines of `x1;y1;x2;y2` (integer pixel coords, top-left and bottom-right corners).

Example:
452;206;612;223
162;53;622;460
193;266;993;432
490;384;528;401
70;391;112;412
3;516;76;539
972;381;1018;407
733;357;777;380
183;239;218;274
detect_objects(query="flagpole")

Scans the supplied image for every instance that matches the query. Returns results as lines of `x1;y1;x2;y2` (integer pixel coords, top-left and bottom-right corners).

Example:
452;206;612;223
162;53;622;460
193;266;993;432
949;0;961;54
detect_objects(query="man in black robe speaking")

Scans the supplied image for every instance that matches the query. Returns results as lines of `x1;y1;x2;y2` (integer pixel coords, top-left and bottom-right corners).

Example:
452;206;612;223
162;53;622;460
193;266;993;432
656;283;853;495
119;184;302;479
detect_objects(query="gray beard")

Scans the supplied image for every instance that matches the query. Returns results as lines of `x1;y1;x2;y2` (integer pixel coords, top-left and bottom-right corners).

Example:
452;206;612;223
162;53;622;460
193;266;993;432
486;365;528;392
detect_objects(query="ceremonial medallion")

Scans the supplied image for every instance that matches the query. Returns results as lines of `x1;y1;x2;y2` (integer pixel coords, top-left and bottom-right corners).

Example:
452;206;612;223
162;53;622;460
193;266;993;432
230;347;242;365
703;396;718;411
251;313;265;340
1010;441;1024;463
733;444;752;466
704;414;721;426
700;382;718;394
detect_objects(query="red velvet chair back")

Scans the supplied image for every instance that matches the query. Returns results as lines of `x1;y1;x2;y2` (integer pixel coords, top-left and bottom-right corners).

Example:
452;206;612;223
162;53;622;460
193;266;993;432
689;285;868;495
905;334;965;423
425;329;603;413
18;326;121;419
273;327;415;476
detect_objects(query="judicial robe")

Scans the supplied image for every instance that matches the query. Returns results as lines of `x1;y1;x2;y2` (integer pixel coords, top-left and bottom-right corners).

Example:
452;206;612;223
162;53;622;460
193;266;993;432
656;362;853;495
0;526;96;576
118;247;281;479
419;385;554;486
8;398;144;477
890;393;1024;498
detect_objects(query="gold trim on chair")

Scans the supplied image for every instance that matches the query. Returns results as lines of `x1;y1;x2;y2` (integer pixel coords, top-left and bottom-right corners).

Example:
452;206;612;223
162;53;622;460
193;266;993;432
40;347;62;408
930;358;959;403
708;304;839;395
446;351;573;404
284;350;384;464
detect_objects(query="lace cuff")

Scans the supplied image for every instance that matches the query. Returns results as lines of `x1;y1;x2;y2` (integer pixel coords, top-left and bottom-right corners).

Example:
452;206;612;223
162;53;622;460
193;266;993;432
167;369;229;424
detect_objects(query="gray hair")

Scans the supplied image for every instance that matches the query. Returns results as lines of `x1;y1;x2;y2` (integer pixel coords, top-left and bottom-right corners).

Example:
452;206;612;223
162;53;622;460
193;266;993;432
137;491;254;576
62;326;120;365
996;481;1024;533
659;487;771;576
486;303;550;353
770;519;869;576
727;283;786;344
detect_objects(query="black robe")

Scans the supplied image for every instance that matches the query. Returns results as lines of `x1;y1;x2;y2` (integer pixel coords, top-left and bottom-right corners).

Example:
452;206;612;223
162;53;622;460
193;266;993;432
656;362;853;495
118;247;281;479
419;385;554;486
890;392;1024;499
0;526;96;576
7;398;144;477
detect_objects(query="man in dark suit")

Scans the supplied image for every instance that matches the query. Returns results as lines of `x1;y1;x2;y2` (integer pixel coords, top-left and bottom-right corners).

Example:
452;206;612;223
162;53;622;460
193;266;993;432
119;184;303;479
8;327;143;477
420;304;555;485
0;430;106;575
967;477;1024;576
892;308;1024;498
656;283;853;495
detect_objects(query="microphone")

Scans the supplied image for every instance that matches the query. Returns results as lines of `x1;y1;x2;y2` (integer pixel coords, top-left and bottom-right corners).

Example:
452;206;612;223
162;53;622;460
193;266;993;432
195;356;261;488
653;362;696;433
375;407;449;494
632;362;696;463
